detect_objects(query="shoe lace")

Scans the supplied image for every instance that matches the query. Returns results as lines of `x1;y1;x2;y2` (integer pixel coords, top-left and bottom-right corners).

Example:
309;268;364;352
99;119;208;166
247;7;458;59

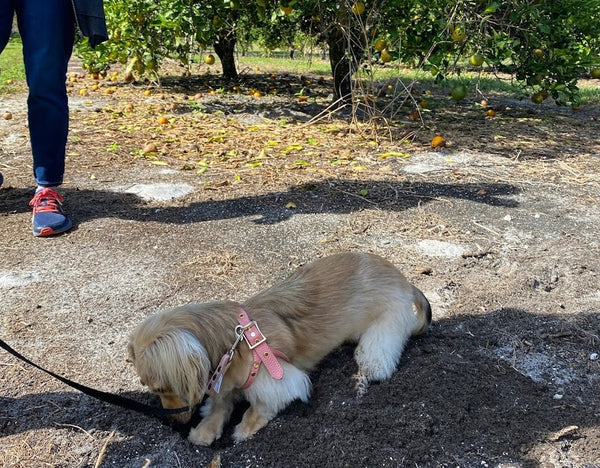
29;188;64;214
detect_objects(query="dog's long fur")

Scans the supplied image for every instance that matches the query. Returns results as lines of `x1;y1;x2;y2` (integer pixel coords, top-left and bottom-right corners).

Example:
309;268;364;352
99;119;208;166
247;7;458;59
127;252;431;445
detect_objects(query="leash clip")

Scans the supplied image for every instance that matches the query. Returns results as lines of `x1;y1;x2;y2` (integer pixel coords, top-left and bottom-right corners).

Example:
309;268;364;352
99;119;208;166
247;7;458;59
207;324;246;394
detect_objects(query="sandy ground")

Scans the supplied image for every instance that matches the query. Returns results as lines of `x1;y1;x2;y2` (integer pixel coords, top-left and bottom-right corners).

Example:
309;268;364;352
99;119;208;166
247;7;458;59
1;70;600;467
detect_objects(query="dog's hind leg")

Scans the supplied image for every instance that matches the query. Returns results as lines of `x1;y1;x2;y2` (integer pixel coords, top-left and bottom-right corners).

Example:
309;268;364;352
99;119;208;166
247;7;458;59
352;298;416;396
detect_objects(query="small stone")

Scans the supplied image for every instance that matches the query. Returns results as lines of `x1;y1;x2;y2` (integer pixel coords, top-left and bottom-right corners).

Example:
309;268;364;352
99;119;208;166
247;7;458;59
142;143;158;154
552;393;563;400
590;353;598;361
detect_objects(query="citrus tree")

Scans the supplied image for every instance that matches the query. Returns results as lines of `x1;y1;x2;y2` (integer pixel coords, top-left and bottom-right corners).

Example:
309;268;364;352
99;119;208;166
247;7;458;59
374;0;600;105
75;0;600;106
76;0;202;76
76;0;242;78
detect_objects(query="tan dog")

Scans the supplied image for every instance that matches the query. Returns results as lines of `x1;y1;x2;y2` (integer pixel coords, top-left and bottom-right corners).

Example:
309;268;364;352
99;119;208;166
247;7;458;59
127;252;431;445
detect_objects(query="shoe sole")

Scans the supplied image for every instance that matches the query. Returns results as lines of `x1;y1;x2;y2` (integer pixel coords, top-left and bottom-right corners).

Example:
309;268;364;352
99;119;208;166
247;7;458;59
33;219;73;237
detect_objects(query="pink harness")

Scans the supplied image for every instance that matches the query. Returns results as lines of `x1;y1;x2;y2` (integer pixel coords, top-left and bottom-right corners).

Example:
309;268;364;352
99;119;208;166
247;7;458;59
207;308;285;394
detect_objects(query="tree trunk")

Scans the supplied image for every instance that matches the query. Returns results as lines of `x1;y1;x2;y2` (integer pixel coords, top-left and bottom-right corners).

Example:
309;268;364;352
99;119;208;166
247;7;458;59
214;30;238;80
327;27;352;106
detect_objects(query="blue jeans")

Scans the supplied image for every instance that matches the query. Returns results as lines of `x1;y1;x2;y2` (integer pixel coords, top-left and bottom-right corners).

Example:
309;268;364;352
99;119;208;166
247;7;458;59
0;0;75;187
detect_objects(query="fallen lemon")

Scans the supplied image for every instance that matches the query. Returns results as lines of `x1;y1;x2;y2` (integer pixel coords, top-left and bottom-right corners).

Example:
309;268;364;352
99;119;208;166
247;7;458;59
431;135;446;148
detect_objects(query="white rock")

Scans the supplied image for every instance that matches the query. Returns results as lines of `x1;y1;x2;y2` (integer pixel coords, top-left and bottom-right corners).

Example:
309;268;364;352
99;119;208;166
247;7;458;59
124;183;194;201
0;271;41;288
413;239;467;258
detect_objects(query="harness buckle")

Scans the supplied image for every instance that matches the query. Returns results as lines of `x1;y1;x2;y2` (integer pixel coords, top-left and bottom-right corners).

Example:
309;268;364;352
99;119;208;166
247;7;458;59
237;320;267;350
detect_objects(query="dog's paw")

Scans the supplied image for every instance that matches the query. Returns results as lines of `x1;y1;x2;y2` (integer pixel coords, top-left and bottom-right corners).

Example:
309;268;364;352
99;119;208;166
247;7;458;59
232;422;257;442
188;425;221;446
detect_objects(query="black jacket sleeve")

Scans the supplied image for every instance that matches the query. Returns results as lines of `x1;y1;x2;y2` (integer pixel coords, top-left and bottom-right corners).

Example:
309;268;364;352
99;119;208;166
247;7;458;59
73;0;109;48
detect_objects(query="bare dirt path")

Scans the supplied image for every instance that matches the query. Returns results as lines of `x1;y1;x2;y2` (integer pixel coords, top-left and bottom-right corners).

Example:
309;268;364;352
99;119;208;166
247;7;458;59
1;69;599;467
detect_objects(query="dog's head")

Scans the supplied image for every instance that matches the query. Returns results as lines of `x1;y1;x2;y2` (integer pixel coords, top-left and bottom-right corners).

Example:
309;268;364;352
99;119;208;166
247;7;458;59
127;313;211;423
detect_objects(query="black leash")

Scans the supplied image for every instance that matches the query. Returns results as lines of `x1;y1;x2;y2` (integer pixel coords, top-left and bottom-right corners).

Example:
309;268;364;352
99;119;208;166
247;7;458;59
0;338;189;419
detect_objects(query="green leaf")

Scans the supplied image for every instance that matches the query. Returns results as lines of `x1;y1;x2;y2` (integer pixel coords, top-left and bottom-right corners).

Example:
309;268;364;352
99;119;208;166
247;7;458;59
283;144;303;154
483;2;499;14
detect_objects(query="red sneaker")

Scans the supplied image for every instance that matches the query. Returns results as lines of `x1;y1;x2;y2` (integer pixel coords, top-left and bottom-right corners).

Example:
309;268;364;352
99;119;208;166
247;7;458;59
29;188;73;237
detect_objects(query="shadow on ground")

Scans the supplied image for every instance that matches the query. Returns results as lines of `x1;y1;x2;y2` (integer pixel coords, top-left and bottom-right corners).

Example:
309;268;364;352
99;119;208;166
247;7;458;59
0;179;519;227
1;308;597;467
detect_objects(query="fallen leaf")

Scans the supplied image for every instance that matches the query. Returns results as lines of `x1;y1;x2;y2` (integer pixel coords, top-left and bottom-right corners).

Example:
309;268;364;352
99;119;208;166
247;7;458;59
549;425;579;442
378;151;411;159
283;144;304;154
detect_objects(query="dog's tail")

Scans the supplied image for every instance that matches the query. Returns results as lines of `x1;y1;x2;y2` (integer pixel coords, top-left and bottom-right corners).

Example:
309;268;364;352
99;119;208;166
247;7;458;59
411;285;432;336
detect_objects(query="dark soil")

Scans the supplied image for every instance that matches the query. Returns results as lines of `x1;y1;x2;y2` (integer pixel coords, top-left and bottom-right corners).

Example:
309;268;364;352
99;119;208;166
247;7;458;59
1;61;599;468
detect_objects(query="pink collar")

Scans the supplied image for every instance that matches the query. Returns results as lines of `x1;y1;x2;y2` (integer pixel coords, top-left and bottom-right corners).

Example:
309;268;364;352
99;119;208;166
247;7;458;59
207;308;285;394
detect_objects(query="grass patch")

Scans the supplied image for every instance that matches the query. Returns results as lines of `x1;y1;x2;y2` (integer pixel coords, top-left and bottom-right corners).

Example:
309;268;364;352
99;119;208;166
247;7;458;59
356;65;600;105
578;82;600;104
232;52;599;105
203;51;332;77
0;37;26;95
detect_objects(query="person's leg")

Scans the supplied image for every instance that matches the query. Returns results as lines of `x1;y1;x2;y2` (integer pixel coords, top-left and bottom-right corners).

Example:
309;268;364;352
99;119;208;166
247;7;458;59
0;1;15;55
0;1;16;189
17;0;75;235
17;0;74;187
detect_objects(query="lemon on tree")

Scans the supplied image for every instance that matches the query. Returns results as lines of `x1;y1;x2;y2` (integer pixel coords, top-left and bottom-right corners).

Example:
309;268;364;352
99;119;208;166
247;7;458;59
374;39;387;52
469;53;484;67
451;84;468;102
531;91;547;104
381;49;393;63
351;1;365;15
452;26;466;42
205;54;216;65
591;68;600;79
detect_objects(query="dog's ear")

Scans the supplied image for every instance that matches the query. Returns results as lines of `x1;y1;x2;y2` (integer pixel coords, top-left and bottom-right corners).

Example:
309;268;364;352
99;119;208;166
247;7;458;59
143;330;211;407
